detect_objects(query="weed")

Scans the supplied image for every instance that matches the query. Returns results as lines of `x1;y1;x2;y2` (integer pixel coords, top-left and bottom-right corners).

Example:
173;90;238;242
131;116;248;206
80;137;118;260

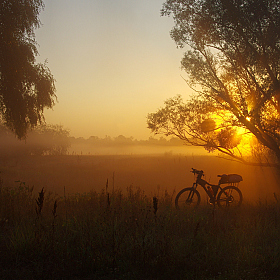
0;183;280;280
35;187;45;217
153;196;158;215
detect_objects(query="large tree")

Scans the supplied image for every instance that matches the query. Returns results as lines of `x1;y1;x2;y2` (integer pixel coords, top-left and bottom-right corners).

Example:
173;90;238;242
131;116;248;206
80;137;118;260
148;0;280;168
0;0;56;139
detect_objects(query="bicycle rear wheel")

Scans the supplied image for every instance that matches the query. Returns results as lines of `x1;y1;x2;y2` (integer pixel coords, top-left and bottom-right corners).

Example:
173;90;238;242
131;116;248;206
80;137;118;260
175;188;201;210
217;186;243;209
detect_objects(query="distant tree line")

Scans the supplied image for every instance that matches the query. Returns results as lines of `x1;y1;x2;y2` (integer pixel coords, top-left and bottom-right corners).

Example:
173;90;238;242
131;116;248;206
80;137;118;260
71;135;184;147
0;127;186;157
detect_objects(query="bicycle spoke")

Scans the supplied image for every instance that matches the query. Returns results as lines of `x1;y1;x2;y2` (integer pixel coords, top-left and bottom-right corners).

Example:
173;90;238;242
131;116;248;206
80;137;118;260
217;186;243;209
175;188;201;210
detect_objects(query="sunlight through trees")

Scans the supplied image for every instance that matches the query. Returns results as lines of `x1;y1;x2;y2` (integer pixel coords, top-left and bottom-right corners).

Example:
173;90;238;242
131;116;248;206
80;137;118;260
148;0;280;168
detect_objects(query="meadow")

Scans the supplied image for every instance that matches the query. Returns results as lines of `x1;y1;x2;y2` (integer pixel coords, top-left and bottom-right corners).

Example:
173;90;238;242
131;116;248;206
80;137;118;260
0;153;280;279
0;153;278;200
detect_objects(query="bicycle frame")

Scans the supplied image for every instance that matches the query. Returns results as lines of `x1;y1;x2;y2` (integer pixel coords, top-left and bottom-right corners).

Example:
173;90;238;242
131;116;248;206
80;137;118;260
192;172;221;201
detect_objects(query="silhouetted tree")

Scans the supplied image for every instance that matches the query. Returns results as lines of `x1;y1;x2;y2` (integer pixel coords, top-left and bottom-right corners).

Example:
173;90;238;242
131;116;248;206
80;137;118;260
0;123;70;156
148;0;280;168
30;124;71;155
0;0;56;139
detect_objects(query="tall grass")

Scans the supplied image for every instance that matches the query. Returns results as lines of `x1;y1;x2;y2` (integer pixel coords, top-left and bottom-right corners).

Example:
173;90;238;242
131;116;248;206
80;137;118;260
0;181;280;279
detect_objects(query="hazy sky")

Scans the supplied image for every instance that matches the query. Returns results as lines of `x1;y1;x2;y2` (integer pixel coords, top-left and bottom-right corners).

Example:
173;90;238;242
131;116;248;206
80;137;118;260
35;0;191;139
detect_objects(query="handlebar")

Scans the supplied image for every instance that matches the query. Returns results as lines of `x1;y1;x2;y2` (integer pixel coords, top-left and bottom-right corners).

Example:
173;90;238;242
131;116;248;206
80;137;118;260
192;169;226;178
191;168;204;175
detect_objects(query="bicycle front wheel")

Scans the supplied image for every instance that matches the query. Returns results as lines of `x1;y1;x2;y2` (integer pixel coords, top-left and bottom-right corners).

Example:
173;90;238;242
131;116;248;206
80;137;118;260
175;188;201;210
217;186;243;209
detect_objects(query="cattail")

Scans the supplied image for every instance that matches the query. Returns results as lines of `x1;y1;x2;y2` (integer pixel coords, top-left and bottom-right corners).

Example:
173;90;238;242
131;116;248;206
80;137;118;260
36;188;45;216
274;192;279;203
52;200;58;235
193;222;200;239
153;196;158;215
107;192;111;209
106;178;109;193
52;200;58;218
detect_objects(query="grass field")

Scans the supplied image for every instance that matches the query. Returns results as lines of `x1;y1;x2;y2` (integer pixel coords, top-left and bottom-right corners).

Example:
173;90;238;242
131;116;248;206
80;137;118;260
0;154;280;279
0;153;278;201
1;181;280;279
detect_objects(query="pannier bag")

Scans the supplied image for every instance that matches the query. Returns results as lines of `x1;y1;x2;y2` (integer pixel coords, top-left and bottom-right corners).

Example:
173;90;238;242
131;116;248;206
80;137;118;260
219;174;243;184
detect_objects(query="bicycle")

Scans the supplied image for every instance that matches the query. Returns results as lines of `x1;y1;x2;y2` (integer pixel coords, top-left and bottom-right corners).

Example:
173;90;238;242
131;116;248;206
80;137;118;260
175;168;243;209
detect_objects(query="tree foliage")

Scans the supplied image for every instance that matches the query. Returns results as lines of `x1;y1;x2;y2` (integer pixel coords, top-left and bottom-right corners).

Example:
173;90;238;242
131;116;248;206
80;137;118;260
148;0;280;167
0;123;70;156
0;0;56;139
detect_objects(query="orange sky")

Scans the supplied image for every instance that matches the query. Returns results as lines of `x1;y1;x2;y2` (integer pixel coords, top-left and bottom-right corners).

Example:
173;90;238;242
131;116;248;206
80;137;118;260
35;0;191;139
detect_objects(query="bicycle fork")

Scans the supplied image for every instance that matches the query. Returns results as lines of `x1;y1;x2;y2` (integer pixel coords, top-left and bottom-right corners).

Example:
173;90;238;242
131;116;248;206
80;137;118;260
187;184;197;203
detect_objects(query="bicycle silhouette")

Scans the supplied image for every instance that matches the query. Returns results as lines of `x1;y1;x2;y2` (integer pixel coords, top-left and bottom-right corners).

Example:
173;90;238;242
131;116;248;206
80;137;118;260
175;168;243;209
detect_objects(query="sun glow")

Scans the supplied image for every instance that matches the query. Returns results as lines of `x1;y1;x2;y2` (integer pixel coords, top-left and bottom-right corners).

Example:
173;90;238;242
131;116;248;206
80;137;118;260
235;127;255;155
204;111;255;156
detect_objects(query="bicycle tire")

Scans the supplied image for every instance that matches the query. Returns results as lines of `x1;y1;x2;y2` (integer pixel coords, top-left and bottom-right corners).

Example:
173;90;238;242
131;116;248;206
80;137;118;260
175;188;201;210
217;185;243;209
